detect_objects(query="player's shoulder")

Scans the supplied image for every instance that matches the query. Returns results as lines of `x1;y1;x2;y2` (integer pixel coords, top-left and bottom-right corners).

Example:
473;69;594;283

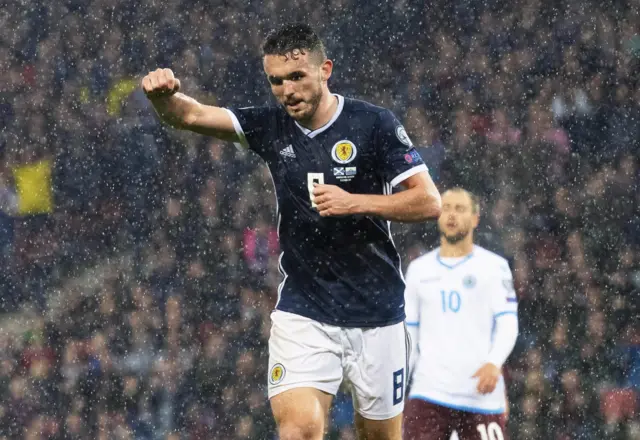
343;96;386;113
473;246;511;273
406;248;440;272
342;96;396;121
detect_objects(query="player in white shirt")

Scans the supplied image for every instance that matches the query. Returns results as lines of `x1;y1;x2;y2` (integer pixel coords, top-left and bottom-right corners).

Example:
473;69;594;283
403;188;518;440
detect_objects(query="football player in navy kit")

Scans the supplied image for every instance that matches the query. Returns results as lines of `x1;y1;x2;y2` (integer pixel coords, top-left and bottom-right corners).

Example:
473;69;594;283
142;23;441;440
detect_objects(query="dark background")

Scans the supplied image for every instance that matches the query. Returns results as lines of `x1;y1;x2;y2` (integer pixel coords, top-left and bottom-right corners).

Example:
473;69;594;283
0;0;639;438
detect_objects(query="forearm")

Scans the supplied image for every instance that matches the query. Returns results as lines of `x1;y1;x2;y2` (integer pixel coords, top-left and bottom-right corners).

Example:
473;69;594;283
487;314;519;367
149;93;201;129
351;187;441;222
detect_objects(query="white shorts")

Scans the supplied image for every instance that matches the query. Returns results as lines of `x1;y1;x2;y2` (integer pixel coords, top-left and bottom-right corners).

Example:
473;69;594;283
268;310;410;420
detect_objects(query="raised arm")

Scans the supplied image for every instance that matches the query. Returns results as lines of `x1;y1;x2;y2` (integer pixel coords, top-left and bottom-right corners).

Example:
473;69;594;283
141;68;239;142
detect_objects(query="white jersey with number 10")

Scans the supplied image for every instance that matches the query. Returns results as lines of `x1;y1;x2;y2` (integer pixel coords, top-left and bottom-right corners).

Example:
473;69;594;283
404;245;518;414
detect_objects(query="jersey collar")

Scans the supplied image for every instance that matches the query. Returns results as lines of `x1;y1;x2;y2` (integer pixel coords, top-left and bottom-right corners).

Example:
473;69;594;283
436;246;475;269
294;94;344;138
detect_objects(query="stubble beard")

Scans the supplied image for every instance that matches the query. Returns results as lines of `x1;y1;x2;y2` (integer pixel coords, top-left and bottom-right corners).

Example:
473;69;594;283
441;229;470;245
290;86;323;123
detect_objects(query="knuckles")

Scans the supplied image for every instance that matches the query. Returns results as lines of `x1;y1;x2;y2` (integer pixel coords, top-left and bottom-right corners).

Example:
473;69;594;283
142;69;179;93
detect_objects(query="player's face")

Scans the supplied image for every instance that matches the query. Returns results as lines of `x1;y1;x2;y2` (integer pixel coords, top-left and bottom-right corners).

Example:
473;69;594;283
438;191;479;244
263;51;331;122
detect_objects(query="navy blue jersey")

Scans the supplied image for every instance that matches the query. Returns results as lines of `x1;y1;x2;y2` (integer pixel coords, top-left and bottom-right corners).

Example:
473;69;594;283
226;95;428;327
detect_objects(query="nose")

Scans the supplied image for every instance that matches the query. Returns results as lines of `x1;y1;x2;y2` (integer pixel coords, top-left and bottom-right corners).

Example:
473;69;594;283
283;80;295;98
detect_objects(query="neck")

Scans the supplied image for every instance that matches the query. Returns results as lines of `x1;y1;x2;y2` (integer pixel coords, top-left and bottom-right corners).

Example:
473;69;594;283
439;237;474;257
301;88;337;130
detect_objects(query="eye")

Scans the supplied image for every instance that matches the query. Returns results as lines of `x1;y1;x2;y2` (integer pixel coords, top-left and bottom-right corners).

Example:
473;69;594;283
291;73;303;81
269;77;283;86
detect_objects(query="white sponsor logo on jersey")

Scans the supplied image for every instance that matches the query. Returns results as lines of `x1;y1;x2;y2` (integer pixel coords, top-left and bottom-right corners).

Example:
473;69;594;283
279;145;296;158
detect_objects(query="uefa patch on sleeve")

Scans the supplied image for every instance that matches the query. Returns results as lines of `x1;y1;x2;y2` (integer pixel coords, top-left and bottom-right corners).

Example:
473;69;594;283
404;150;421;164
396;125;413;147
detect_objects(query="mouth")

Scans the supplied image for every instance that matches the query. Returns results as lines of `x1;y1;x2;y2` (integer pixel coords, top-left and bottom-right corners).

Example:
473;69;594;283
285;100;303;110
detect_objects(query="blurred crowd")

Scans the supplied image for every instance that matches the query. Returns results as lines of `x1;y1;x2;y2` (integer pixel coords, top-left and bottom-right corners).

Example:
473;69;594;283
1;0;640;438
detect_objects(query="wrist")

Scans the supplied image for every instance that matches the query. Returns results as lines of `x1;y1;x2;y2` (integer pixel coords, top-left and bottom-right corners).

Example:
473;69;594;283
150;92;177;105
349;194;368;215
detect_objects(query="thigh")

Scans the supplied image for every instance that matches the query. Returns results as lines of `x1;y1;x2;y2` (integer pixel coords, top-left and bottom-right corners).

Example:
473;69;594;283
403;399;454;440
268;310;343;399
271;387;333;440
456;412;508;440
354;412;402;440
346;321;409;421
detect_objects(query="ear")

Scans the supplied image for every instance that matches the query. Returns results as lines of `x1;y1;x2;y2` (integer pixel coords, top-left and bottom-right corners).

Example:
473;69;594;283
320;59;333;82
471;213;480;229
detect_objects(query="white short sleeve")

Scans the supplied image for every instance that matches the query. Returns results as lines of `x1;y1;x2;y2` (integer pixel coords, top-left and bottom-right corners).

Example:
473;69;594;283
490;259;518;318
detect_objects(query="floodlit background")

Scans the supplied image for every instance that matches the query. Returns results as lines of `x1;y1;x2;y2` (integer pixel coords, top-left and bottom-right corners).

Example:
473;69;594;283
1;0;639;438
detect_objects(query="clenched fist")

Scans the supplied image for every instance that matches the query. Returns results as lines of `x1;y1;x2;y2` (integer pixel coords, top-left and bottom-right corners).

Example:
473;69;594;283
312;184;358;217
141;68;181;99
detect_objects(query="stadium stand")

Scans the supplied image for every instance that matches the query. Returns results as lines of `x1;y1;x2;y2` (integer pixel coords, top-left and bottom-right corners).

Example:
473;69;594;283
1;0;639;438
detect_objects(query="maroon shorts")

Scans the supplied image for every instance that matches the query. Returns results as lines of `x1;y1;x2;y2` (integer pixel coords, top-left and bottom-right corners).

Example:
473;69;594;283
403;398;508;440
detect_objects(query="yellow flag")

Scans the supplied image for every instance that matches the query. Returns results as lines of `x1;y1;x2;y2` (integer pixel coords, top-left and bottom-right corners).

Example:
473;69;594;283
12;160;53;216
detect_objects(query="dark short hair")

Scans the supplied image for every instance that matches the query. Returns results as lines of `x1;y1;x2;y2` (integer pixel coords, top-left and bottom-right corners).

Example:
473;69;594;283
262;23;326;61
446;187;480;213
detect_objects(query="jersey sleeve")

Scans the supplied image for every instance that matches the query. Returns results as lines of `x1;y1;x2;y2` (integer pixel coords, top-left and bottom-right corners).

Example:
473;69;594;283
224;106;275;157
485;259;519;367
489;259;518;318
374;109;429;187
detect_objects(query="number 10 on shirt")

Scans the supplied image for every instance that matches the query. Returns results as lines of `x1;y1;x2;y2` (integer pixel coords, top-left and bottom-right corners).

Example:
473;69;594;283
307;173;325;208
440;290;461;313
